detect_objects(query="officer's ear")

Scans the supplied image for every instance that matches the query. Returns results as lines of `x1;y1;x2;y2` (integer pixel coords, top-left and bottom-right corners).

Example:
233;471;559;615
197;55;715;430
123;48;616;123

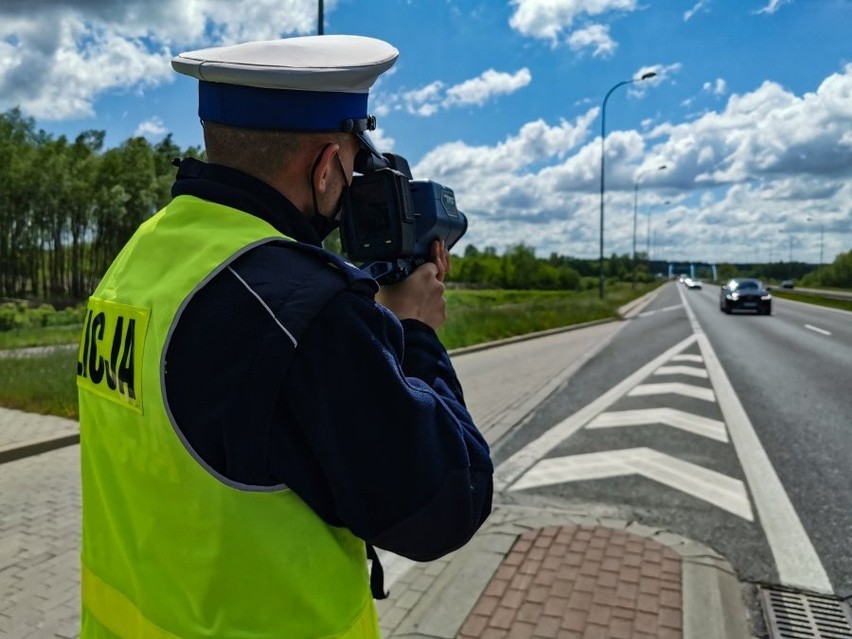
310;142;341;195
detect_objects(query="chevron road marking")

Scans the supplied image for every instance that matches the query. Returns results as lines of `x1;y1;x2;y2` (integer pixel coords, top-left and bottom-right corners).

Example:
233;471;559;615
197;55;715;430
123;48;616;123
629;382;716;402
509;447;753;521
654;365;709;378
494;334;698;492
671;354;703;363
677;285;832;593
587;408;728;442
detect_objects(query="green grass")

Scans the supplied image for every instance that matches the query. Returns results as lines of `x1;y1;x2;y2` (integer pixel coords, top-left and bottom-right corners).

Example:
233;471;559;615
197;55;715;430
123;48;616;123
0;324;82;350
770;290;852;312
0;348;79;419
0;283;659;419
438;283;652;349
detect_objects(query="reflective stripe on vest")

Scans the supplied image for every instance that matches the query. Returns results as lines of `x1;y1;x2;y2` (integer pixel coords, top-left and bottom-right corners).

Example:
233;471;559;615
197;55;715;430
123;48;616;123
78;195;378;638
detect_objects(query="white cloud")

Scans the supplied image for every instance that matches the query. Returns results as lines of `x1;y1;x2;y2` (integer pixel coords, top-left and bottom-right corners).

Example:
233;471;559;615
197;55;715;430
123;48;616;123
509;0;639;43
755;0;793;15
627;63;682;99
0;0;325;120
416;64;852;261
445;69;532;107
134;117;168;139
367;127;395;153
411;110;603;255
703;78;727;96
414;110;599;183
684;1;710;21
396;69;532;117
402;81;445;116
682;77;727;108
566;24;617;58
648;65;852;188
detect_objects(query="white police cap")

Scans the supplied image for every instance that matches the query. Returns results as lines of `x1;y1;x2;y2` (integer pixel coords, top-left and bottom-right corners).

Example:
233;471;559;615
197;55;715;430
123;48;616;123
172;35;398;160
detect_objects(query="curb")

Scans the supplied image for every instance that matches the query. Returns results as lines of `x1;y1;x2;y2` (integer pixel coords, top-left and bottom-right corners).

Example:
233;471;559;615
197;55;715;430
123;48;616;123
0;432;80;464
380;507;751;639
448;284;667;359
448;317;616;358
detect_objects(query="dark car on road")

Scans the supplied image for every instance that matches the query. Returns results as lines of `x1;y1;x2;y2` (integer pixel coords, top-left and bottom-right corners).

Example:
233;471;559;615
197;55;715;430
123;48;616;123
720;278;772;315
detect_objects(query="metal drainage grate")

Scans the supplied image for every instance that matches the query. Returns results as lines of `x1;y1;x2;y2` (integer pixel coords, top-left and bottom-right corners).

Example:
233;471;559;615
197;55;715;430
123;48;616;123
760;586;852;639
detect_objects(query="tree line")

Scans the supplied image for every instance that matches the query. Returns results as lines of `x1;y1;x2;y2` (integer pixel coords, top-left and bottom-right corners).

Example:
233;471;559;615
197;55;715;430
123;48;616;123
2;107;848;306
444;244;648;291
0;107;650;302
0;108;202;303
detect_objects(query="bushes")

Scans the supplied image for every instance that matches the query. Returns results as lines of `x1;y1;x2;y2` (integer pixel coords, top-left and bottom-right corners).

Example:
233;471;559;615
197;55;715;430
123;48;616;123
800;250;852;289
0;301;86;331
448;243;585;291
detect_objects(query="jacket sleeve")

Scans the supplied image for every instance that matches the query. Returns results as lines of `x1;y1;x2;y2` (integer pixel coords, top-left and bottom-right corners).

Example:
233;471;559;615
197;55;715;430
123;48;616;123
278;290;493;562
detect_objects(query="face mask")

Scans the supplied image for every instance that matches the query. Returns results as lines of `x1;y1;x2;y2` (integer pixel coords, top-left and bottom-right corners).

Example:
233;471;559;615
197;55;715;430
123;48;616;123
310;147;350;241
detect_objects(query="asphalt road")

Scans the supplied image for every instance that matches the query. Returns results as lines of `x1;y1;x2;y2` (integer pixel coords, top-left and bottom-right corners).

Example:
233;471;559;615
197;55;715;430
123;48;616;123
686;284;852;597
490;281;852;599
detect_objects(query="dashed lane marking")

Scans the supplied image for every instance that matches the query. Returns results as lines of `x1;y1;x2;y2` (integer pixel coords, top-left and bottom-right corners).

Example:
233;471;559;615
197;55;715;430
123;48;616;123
805;324;831;336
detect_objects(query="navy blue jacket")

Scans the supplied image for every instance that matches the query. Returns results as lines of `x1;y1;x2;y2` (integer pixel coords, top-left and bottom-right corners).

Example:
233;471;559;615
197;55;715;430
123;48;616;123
163;159;493;562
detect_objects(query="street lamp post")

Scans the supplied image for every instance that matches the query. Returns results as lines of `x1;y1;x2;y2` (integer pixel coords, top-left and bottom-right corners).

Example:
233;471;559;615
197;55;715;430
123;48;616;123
779;230;793;279
807;216;825;266
652;218;673;265
646;199;670;267
318;0;324;34
598;71;657;299
632;164;667;287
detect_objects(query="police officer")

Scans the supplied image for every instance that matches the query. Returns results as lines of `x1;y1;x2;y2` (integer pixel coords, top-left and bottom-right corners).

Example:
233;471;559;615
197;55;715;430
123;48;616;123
77;34;493;638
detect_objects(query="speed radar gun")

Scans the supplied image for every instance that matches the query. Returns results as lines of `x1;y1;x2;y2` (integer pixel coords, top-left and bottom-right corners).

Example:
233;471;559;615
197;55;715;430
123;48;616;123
340;153;467;285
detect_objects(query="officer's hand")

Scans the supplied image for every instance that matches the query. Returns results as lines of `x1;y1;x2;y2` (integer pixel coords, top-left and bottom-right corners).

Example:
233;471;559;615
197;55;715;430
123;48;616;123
376;240;449;329
432;239;451;282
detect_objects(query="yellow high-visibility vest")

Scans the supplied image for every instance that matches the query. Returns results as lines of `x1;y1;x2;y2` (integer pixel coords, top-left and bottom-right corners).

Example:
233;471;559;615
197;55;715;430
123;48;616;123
78;194;378;638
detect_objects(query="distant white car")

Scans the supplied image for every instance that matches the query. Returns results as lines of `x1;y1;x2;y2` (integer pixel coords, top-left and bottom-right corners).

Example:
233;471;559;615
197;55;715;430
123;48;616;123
684;277;702;289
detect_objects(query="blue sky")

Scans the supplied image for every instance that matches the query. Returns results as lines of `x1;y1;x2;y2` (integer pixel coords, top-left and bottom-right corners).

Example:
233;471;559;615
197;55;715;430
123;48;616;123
2;0;851;265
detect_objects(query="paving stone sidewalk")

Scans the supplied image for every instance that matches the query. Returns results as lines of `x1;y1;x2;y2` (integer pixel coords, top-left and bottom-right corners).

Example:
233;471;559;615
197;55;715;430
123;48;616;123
377;506;753;639
0;408;78;465
0;440;754;639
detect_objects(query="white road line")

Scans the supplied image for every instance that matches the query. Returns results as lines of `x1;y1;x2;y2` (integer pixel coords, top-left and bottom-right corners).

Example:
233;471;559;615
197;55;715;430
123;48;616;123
654;365;709;378
629;382;716;402
805;324;832;336
638;304;682;318
587;408;728;442
493;334;698;492
510;448;753;521
677;285;832;593
672;354;704;363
